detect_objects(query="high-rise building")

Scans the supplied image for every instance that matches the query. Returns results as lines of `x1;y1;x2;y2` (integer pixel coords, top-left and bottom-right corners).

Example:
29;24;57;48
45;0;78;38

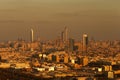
31;28;34;42
82;34;88;53
30;28;34;51
83;34;88;46
61;31;64;42
64;27;68;42
69;38;75;52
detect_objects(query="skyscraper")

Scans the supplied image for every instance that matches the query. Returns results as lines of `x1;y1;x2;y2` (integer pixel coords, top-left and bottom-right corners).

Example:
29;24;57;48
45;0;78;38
64;27;68;42
31;28;34;42
82;34;88;53
69;38;75;52
61;31;64;42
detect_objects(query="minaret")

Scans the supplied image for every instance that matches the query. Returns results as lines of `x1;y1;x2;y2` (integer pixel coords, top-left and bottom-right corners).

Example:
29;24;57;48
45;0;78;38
31;28;34;42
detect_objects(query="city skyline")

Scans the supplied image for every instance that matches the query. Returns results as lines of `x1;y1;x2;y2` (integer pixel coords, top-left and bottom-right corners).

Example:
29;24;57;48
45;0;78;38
0;0;120;41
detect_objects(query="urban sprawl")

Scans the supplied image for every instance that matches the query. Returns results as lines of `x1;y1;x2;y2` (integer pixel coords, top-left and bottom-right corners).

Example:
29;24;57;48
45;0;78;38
0;27;120;80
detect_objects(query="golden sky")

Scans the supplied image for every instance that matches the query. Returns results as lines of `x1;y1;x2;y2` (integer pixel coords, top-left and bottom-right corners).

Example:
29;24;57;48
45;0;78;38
0;0;120;41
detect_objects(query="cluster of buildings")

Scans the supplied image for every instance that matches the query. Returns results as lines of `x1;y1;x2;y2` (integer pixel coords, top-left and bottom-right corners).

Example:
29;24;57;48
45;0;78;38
0;27;120;80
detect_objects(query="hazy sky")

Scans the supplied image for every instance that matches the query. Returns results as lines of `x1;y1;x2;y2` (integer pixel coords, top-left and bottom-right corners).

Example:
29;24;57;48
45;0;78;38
0;0;120;41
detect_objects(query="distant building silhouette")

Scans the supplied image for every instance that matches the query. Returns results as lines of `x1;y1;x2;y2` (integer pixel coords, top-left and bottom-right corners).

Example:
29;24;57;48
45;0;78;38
82;34;88;54
61;31;64;42
64;27;68;43
31;28;34;42
69;38;75;52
